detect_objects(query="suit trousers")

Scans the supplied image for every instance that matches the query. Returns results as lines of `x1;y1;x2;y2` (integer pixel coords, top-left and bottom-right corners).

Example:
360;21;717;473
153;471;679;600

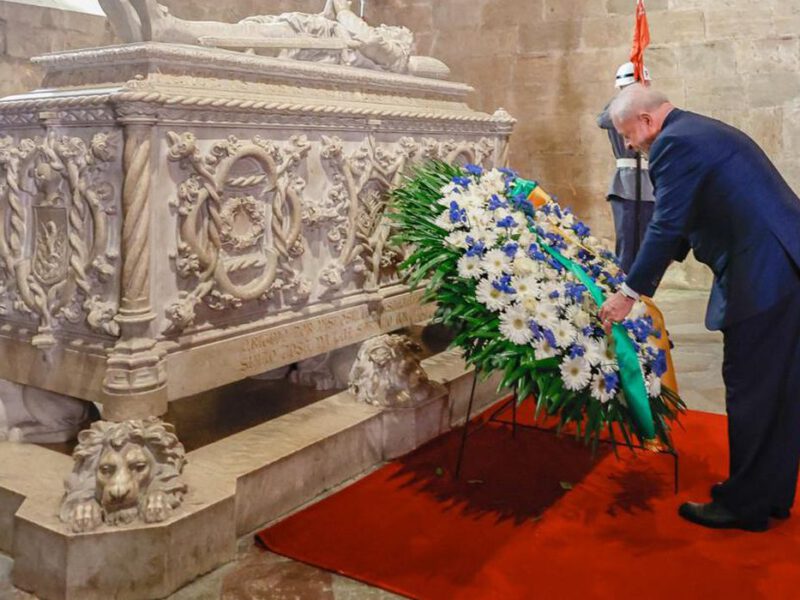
712;288;800;521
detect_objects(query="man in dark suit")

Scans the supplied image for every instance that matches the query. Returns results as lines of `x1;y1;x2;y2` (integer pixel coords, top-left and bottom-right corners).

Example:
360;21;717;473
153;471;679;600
599;83;800;532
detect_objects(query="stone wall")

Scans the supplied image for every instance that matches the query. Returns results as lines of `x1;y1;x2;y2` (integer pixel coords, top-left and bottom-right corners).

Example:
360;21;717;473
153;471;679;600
2;0;799;287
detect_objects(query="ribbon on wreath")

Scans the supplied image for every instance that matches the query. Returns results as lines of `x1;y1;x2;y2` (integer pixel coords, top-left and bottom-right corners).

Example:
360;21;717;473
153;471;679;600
510;178;656;440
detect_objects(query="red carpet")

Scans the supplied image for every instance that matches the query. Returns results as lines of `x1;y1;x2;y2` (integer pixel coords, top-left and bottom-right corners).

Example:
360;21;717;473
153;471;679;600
257;404;800;599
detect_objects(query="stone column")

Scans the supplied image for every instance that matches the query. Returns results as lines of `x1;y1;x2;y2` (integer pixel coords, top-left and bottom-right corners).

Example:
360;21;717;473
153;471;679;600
102;102;167;420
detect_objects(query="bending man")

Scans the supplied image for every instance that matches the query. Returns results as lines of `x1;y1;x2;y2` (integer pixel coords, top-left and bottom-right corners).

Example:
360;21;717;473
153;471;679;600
599;83;800;532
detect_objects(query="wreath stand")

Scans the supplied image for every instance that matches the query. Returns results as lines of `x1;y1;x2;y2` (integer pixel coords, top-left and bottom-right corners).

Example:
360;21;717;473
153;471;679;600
455;370;680;494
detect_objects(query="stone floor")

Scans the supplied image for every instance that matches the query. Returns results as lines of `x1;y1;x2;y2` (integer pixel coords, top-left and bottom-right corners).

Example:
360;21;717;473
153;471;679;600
0;288;723;600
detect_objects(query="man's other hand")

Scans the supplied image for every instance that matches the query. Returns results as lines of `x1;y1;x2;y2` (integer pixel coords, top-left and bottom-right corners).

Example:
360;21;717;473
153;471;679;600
599;291;636;333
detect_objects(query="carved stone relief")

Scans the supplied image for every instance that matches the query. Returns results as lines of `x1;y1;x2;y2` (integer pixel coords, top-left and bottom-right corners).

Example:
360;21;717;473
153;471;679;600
59;417;187;533
0;132;121;348
165;132;311;332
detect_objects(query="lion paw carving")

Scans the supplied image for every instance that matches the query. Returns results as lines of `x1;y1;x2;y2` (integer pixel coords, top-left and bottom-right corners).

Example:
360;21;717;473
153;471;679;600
59;418;187;533
348;334;441;407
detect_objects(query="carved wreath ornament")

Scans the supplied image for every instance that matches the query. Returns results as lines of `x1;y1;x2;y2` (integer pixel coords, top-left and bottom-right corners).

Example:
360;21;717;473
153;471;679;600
166;132;311;332
0;133;120;348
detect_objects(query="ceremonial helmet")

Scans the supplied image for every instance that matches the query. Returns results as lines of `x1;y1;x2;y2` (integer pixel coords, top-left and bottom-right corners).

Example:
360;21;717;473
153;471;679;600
615;61;651;89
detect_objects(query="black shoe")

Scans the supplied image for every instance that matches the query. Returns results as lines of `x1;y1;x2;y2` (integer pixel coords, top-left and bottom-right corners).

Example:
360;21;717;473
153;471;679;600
678;501;768;532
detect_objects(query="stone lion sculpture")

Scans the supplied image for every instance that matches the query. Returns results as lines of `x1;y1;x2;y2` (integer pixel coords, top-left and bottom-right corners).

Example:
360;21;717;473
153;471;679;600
348;334;441;407
59;418;187;533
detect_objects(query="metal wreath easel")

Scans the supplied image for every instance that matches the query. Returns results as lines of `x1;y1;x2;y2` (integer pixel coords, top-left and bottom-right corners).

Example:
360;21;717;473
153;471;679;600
454;370;680;494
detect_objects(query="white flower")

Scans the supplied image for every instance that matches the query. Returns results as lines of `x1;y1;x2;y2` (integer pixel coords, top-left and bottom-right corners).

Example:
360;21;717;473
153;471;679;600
533;337;558;359
476;278;510;311
513;275;540;298
512;256;537;277
469;227;499;249
482;249;512;276
646;372;662;398
600;339;619;371
439;182;461;196
531;300;558;325
572;306;592;329
590;372;616;403
459;193;485;211
551;319;577;349
500;306;533;345
457;254;483;279
584;338;604;367
560;357;591;391
434;211;456;232
479;169;506;195
446;230;470;249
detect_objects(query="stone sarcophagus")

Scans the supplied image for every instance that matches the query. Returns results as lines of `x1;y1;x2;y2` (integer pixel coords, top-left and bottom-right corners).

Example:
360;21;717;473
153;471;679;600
0;42;514;419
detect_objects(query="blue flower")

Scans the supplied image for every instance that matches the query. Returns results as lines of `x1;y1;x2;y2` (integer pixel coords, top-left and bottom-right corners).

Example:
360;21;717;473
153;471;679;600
547;257;564;272
542;328;558;349
573;221;591;238
502;242;519;258
652;349;668;377
496;215;518;229
465;237;486;257
530;321;544;341
488;194;507;210
448;200;467;225
569;344;586;359
498;167;518;178
464;163;483;177
544;232;567;251
528;244;547;261
452;176;471;189
603;372;620;392
549;290;560;299
492;274;516;294
581;326;595;337
565;282;587;303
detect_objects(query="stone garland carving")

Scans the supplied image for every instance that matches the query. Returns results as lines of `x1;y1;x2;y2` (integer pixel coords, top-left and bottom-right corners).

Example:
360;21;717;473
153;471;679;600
314;135;496;289
348;334;440;407
166;132;311;332
59;418;187;533
0;133;120;348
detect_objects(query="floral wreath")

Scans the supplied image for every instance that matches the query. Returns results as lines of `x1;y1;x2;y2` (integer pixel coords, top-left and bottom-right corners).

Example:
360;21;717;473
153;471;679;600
389;161;684;450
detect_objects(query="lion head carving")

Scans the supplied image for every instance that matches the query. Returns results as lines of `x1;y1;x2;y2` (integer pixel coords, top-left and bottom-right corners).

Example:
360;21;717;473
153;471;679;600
348;334;440;407
59;418;187;533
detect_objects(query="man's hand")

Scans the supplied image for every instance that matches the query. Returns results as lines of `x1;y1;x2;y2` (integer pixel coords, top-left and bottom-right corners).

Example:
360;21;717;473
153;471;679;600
599;291;636;333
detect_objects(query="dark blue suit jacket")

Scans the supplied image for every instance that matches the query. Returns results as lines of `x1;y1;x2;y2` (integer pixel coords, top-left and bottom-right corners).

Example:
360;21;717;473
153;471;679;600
626;109;800;330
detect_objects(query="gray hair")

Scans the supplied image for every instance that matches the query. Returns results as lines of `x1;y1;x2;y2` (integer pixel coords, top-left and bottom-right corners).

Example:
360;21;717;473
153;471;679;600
609;83;670;123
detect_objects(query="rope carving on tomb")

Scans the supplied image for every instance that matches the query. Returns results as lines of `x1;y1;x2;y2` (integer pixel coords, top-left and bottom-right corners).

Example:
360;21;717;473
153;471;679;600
0;133;121;348
166;132;310;332
316;135;497;289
